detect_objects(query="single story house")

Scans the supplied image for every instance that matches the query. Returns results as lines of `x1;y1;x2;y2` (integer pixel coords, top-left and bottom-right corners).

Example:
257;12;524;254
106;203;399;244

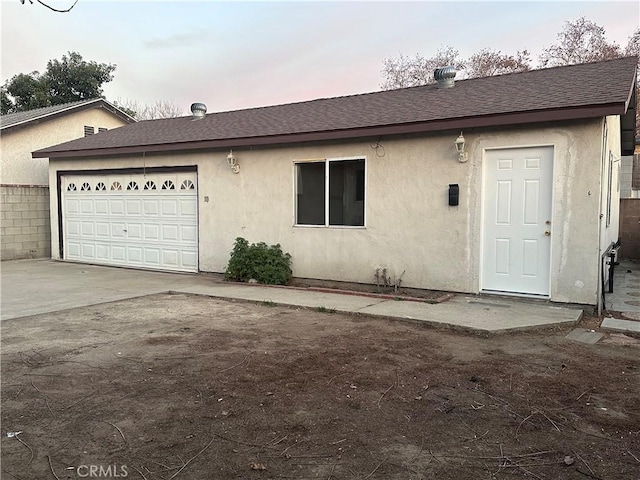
1;98;134;260
34;57;637;308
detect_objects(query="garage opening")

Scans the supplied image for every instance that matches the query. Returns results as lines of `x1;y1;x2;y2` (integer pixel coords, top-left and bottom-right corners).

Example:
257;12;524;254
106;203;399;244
60;171;198;273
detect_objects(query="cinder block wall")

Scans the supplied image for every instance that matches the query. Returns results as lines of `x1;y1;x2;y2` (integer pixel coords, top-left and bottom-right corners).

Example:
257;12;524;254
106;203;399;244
619;198;640;260
1;185;51;260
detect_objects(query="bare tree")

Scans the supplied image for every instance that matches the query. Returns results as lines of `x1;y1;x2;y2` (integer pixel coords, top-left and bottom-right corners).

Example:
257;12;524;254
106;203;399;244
380;47;464;89
624;29;640;59
381;46;531;90
540;21;639;136
114;98;184;120
466;49;531;78
379;18;638;135
538;17;622;67
20;0;78;13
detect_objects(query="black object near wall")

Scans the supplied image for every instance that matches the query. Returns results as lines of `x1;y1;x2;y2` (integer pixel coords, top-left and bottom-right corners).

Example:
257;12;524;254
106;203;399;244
449;184;459;206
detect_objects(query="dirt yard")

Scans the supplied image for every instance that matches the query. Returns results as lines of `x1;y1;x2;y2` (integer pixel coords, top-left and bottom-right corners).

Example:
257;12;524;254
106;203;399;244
2;292;639;480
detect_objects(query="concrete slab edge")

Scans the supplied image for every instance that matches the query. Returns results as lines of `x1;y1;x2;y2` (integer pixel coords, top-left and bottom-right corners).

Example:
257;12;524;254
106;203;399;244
0;291;172;322
168;290;583;335
600;317;640;335
219;281;455;304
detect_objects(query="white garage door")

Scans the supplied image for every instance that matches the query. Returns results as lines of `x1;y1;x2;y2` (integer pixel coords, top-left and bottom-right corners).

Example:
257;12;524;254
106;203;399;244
62;172;198;273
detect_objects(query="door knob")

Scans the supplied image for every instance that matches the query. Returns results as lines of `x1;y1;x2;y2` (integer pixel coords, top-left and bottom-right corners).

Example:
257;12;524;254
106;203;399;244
544;230;551;236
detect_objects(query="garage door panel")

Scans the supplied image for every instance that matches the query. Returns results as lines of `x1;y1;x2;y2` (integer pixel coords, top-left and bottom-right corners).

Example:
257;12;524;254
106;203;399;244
82;244;95;258
144;224;160;241
144;248;161;265
127;247;143;263
180;199;197;216
161;199;178;216
62;172;198;273
67;221;81;235
110;200;125;215
66;199;80;214
112;246;126;261
81;222;95;236
182;225;197;242
96;245;109;260
126;200;142;215
80;200;94;214
162;225;179;241
96;223;110;237
144;200;159;216
95;200;109;214
182;251;198;269
127;223;143;240
162;250;179;267
67;242;81;257
110;223;126;238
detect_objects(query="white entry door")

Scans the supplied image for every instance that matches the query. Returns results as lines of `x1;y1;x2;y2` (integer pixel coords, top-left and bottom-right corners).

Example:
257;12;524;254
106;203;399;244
61;172;198;273
482;147;553;296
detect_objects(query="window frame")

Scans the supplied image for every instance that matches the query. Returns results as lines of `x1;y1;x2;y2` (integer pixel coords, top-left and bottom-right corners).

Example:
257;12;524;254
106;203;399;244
293;156;367;228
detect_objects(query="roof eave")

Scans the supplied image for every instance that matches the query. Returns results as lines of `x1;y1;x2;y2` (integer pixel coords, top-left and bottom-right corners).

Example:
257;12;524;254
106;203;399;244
33;103;627;159
2;99;135;133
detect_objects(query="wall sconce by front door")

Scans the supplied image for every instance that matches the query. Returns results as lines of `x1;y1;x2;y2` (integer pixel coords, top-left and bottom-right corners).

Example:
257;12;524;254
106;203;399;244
454;132;468;163
227;150;240;173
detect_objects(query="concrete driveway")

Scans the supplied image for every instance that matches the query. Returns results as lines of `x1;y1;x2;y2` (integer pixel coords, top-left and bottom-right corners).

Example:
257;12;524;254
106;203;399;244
1;259;584;332
0;259;219;321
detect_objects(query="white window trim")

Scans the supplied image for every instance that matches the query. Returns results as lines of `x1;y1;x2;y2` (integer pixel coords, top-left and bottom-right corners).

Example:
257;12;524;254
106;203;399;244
293;155;367;228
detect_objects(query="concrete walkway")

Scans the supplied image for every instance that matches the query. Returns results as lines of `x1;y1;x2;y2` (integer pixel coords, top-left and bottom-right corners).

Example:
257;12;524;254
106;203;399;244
601;259;640;334
603;259;640;316
1;259;583;333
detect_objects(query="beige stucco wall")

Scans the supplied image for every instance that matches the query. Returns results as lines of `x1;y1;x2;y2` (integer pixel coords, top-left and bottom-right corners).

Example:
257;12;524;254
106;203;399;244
48;118;606;305
471;121;603;304
1;108;128;186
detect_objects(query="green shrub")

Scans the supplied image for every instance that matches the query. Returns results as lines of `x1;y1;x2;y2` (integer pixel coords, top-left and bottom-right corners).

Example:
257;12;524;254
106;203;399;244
224;237;292;285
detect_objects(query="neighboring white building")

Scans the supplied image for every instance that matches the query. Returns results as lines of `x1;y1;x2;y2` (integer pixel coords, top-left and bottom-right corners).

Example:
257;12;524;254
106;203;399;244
620;139;640;198
619;139;640;260
34;58;638;309
1;99;134;260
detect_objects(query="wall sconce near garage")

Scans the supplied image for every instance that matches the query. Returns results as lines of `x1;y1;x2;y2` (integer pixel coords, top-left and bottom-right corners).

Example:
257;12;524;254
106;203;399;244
454;132;468;163
227;150;240;174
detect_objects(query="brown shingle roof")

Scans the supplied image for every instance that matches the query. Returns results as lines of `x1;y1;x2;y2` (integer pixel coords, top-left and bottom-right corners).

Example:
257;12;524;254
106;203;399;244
33;57;637;159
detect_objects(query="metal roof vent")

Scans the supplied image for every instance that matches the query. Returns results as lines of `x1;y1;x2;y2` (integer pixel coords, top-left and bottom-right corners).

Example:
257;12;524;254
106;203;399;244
190;102;207;119
434;66;457;89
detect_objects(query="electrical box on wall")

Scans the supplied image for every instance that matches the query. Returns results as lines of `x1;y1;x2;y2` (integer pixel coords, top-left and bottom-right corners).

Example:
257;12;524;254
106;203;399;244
449;184;459;206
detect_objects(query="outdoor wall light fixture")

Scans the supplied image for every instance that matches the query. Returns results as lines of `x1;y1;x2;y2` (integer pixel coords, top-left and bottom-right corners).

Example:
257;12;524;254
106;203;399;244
227;150;240;174
455;132;468;163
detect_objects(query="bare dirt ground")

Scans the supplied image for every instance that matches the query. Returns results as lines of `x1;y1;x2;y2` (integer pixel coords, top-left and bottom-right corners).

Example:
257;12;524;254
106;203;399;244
2;292;639;480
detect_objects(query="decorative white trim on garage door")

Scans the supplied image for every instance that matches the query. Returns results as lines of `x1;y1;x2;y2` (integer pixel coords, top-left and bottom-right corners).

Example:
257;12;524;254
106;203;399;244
61;172;198;273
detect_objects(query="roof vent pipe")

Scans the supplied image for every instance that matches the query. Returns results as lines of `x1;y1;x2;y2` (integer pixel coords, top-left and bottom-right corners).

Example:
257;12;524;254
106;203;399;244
434;66;457;89
190;102;207;119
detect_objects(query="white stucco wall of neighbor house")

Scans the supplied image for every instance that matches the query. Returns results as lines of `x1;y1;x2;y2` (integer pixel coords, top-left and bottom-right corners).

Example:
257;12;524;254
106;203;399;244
48;117;606;305
1;109;127;186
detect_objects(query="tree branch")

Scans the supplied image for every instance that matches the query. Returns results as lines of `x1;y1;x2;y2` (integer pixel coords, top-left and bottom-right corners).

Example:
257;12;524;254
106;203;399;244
35;0;79;13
